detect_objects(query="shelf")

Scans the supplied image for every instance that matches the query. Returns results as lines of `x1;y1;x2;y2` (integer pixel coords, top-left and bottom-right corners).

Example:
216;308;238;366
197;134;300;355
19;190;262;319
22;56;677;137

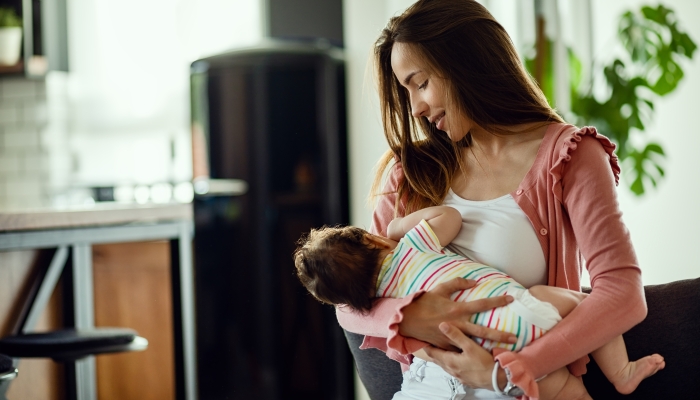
0;60;24;75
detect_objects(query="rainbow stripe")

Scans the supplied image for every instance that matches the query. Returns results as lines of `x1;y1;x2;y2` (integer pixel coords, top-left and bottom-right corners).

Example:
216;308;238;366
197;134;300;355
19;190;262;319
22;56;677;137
376;220;548;351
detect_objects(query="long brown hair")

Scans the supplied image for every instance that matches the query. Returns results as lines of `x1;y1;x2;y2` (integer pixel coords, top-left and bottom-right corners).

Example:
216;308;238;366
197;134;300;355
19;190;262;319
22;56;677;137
371;0;563;214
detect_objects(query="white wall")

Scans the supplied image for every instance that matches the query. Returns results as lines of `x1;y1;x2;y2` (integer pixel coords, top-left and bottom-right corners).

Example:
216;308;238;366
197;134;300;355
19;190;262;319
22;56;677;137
65;0;263;187
345;0;407;232
588;0;700;285
343;3;414;397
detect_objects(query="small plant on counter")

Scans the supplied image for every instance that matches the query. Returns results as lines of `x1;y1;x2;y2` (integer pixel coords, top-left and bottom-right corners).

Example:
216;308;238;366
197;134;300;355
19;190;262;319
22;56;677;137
0;7;21;28
0;6;22;66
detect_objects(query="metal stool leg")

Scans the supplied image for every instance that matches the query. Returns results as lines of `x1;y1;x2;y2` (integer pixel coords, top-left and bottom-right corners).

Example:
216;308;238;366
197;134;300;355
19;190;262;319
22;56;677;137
0;355;18;400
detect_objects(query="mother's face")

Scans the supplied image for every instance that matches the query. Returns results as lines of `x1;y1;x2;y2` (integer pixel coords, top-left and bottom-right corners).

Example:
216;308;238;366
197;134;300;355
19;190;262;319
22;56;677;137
390;42;473;142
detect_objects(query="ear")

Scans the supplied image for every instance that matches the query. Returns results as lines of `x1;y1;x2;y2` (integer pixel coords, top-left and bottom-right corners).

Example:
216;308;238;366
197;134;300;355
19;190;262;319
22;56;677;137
363;233;394;250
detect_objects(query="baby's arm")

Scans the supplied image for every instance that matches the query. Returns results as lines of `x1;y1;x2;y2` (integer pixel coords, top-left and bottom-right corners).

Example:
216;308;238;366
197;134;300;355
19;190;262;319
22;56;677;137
386;205;462;247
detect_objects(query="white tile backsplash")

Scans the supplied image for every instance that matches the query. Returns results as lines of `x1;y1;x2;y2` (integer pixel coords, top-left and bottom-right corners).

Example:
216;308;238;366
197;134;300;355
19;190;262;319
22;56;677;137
3;128;41;148
22;103;48;123
22;151;48;173
0;153;20;173
0;70;192;208
0;77;51;207
0;105;20;124
0;78;39;99
5;177;44;198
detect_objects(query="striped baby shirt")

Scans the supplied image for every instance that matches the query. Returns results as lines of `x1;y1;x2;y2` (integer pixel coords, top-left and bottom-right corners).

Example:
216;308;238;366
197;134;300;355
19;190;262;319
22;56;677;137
375;219;558;351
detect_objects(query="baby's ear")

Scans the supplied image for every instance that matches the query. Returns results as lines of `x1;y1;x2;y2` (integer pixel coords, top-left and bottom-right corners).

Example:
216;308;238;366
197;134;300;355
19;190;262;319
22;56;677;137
363;233;393;249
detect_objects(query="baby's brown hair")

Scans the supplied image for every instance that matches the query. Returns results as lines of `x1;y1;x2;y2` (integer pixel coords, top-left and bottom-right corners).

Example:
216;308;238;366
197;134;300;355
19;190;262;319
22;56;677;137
294;226;385;312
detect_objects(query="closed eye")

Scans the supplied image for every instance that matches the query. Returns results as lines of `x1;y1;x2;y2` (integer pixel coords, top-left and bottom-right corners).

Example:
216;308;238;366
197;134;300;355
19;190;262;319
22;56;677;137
418;80;428;90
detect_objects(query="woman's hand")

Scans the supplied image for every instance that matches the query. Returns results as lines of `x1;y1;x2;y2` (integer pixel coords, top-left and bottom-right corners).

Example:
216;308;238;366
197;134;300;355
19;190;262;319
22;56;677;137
423;322;505;390
398;277;516;350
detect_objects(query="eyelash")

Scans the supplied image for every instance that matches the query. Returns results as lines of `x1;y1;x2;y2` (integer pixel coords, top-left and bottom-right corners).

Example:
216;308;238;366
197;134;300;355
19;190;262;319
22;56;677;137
418;80;428;90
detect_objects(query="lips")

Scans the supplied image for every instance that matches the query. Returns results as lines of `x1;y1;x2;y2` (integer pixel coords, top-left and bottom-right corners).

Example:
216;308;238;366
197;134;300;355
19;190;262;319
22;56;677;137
431;112;446;131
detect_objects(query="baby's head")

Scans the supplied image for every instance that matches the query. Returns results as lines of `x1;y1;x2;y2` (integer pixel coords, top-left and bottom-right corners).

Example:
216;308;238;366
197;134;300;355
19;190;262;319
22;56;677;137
294;225;386;312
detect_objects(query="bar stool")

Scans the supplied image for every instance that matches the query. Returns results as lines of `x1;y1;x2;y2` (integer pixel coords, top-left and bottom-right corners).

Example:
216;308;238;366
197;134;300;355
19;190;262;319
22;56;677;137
0;353;18;400
2;246;148;399
0;328;147;400
0;328;148;361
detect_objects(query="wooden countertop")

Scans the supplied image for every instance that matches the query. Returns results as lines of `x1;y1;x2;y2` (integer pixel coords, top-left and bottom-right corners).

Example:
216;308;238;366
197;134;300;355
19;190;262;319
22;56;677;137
0;202;193;232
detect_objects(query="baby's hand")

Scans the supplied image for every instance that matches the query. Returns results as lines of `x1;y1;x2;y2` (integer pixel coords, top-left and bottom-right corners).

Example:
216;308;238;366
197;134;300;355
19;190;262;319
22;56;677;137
387;217;405;240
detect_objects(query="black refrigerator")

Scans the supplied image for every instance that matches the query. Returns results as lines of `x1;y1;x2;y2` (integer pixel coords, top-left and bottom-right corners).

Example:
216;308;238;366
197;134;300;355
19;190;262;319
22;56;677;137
189;42;353;400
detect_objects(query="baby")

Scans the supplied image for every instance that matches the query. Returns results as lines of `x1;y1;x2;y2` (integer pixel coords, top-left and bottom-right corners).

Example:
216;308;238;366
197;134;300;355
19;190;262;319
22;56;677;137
294;205;665;400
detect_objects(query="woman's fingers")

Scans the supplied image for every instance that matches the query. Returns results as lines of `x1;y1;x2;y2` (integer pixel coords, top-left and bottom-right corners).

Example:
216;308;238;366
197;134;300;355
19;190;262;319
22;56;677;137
430;277;477;297
458;295;513;313
438;322;474;351
444;295;517;344
399;277;516;347
423;322;497;389
398;291;465;349
430;278;514;315
451;319;517;344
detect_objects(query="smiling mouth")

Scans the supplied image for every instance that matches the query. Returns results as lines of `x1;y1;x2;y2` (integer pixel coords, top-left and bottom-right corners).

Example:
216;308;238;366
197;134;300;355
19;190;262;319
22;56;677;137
431;113;445;130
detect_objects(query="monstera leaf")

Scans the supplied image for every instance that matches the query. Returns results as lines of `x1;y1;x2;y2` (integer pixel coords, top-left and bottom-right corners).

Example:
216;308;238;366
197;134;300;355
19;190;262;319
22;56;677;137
527;4;696;196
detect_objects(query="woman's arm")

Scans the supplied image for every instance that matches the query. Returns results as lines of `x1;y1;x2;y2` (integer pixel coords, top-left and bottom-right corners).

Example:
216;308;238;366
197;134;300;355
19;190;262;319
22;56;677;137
426;130;647;397
499;134;646;384
495;132;646;383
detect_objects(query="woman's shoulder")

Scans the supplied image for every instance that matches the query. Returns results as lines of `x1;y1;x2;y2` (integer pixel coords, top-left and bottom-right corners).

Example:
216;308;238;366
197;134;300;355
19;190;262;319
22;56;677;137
383;159;406;190
542;123;620;182
546;123;617;155
531;123;622;202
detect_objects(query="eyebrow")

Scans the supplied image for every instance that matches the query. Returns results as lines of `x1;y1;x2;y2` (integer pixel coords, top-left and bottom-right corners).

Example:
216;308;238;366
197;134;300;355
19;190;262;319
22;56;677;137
402;71;421;86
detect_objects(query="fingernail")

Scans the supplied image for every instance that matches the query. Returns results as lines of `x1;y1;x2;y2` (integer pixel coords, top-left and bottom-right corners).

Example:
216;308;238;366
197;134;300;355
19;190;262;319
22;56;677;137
506;295;514;302
509;335;517;343
439;322;450;333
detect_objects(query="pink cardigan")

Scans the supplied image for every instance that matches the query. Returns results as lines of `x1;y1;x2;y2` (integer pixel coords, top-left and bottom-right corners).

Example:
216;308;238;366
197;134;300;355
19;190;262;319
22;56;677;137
336;123;647;398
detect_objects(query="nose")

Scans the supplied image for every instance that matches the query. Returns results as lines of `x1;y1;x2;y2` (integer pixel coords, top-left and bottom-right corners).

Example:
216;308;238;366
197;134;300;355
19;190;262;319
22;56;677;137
410;95;428;119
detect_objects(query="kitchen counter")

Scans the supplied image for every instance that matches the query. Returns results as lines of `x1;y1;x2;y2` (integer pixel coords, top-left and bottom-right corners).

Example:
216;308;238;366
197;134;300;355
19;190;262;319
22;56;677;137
0;202;193;232
0;201;197;400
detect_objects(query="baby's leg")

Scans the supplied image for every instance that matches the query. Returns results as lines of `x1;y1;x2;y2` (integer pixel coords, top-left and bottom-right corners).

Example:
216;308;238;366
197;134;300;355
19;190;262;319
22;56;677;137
590;336;665;394
527;285;665;394
537;367;591;400
527;285;587;317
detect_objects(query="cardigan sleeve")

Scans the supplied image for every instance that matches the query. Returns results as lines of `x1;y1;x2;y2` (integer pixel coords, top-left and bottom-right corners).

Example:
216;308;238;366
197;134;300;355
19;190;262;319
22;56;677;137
335;162;427;360
495;128;647;398
369;161;406;236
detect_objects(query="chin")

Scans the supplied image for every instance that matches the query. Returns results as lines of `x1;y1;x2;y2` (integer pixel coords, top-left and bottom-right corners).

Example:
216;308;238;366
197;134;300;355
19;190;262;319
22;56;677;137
446;131;467;143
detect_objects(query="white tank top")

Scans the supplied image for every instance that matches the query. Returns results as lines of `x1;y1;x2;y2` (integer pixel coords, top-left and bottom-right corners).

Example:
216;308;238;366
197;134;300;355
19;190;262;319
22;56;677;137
442;189;547;288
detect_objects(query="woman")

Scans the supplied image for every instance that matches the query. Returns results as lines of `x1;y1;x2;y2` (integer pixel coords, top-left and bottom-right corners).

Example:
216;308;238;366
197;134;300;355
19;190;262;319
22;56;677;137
337;0;647;399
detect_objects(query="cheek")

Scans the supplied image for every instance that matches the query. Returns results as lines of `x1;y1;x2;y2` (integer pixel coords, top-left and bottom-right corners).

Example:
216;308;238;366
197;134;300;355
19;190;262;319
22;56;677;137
426;88;441;108
446;116;471;141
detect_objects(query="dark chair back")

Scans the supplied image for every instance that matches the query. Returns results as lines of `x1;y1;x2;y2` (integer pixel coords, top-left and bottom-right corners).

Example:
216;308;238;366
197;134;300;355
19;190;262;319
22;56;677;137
582;278;700;399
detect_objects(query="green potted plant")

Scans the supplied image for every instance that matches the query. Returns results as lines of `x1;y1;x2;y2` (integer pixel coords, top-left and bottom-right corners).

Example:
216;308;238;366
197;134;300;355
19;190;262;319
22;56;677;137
0;6;22;66
526;4;696;196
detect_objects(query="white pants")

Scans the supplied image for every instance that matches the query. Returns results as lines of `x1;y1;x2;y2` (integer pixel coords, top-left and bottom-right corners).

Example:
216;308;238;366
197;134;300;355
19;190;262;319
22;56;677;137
392;358;514;400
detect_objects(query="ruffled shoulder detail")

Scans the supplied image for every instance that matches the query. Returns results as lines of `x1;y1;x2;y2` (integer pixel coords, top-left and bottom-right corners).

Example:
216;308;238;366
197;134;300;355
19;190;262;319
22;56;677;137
549;126;620;203
493;350;540;398
385;291;431;357
493;350;590;399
